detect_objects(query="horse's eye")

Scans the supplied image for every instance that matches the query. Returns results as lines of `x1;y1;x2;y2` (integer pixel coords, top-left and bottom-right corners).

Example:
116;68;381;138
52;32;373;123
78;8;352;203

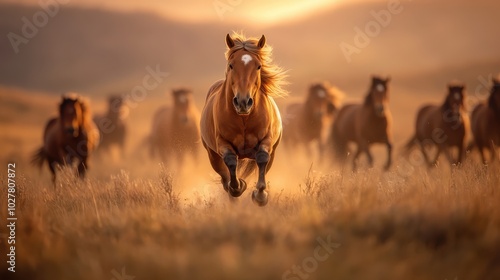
257;65;261;70
229;64;233;70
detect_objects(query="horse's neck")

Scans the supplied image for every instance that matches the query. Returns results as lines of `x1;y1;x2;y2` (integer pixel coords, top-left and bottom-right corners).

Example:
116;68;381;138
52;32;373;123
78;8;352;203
362;98;376;115
106;111;120;121
488;96;500;120
301;102;316;117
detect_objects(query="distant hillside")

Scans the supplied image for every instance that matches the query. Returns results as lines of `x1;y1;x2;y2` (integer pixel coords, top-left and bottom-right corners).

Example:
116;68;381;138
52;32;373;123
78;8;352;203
0;0;499;97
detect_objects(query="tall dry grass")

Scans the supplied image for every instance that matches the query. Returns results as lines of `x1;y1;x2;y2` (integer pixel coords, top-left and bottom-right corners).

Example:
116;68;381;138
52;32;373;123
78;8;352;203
1;154;499;280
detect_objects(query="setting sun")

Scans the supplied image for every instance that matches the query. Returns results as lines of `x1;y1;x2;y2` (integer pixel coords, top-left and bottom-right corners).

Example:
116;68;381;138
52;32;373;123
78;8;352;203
6;0;356;24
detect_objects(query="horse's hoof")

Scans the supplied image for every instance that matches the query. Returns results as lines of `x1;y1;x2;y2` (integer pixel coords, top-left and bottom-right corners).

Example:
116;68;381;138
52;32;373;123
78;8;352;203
228;179;247;197
252;189;268;207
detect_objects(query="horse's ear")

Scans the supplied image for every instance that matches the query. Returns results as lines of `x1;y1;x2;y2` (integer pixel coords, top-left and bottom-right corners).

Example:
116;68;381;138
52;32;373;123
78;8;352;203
257;35;266;49
385;76;391;83
226;34;235;49
492;76;499;85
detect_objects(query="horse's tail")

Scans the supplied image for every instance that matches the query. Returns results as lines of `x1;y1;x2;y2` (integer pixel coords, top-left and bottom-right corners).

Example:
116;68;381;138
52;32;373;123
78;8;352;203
238;159;257;179
31;147;46;169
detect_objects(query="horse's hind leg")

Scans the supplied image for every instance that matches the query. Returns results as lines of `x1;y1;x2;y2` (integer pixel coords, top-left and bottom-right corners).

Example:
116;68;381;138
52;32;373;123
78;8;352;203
418;141;433;167
48;160;57;186
431;146;443;167
352;146;363;171
365;147;374;168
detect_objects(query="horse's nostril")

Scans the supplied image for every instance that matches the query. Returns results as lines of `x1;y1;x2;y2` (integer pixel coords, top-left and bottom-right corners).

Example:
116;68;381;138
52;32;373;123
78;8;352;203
247;98;254;107
233;97;238;107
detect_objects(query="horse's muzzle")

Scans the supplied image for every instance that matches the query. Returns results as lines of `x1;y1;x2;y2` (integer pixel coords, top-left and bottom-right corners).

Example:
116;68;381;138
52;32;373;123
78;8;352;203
65;127;78;137
233;96;254;115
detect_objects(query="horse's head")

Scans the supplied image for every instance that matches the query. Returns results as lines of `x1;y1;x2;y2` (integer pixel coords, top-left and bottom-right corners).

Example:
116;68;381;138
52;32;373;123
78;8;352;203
307;82;341;119
108;95;128;120
172;88;194;124
59;94;85;137
367;76;390;117
446;83;466;115
489;76;500;114
225;34;266;115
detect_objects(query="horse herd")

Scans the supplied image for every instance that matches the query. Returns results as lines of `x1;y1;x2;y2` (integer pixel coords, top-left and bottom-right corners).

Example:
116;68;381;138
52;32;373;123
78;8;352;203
31;33;500;206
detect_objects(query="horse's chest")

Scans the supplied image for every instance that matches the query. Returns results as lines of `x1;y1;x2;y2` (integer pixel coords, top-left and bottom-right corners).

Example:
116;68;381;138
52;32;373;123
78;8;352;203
224;126;264;158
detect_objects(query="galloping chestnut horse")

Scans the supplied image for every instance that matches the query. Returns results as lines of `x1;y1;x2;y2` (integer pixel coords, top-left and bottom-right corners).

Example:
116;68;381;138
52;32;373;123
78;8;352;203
405;83;469;166
470;77;500;164
94;95;128;156
149;88;200;164
200;33;287;206
329;76;393;171
32;93;100;183
283;82;343;157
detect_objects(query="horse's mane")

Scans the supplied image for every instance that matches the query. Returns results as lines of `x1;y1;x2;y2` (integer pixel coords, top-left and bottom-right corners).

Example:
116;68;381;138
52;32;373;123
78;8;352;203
225;32;288;98
312;82;344;107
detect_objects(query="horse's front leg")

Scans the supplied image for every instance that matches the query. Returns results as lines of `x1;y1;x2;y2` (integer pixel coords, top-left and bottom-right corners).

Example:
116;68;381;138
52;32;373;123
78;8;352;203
384;142;393;171
77;157;87;178
490;140;497;163
222;152;247;197
456;144;465;166
252;139;272;206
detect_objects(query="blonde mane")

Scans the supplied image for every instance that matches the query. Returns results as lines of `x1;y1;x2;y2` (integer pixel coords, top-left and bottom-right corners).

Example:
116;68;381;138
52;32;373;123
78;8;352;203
225;32;288;98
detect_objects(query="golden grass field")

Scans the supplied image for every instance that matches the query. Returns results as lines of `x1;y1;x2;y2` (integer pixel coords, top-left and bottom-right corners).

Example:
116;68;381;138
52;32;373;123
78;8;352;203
1;84;500;280
1;1;500;278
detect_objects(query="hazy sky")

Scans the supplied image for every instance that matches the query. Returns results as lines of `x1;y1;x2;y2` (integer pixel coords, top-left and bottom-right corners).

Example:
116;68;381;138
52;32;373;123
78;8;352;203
4;0;377;25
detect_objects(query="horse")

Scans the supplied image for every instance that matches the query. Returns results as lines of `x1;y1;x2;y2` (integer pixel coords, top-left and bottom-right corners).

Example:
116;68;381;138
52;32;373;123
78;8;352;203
149;88;200;164
32;93;100;183
283;82;343;159
329;76;393;171
93;94;128;156
200;33;287;206
404;82;469;167
470;77;500;164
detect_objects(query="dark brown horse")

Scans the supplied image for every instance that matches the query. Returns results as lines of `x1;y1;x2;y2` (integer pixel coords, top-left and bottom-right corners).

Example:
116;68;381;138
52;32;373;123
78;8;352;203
470;77;500;164
283;82;343;157
32;93;100;183
94;95;128;156
200;33;287;206
405;82;469;166
329;76;393;171
149;88;200;164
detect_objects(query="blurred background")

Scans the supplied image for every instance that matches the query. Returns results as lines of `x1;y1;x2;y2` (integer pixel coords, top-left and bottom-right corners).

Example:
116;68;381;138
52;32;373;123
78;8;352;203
0;0;499;166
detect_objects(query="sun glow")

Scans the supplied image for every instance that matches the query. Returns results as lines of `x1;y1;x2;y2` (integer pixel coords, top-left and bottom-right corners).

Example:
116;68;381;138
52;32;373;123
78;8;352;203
3;0;346;25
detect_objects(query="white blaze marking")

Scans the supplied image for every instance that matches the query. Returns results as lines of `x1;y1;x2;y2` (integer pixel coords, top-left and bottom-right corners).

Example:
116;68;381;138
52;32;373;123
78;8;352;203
317;89;326;98
454;92;461;100
241;54;252;65
376;84;385;92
